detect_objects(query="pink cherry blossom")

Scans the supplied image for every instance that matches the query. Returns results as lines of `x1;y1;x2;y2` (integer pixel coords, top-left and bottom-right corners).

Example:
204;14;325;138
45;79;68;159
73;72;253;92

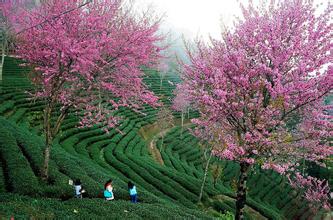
179;0;332;215
2;0;164;178
3;0;164;128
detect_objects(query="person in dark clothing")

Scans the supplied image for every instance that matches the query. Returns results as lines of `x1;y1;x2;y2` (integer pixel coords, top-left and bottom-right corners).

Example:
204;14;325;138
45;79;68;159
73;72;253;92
74;179;85;198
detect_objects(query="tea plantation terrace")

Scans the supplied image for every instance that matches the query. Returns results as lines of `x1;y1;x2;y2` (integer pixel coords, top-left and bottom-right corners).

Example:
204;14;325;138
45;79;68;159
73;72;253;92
0;57;327;219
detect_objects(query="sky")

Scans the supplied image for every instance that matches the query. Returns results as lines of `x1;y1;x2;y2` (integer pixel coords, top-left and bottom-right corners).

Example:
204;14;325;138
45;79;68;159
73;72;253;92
135;0;242;40
133;0;329;63
135;0;329;41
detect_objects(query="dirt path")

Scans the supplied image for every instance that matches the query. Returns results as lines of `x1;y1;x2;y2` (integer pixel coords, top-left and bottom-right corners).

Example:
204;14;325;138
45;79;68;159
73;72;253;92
149;134;165;165
138;121;274;220
139;119;192;165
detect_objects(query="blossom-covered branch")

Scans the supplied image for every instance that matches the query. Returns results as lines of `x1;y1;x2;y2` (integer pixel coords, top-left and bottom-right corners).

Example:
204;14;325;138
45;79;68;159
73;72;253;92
179;0;332;217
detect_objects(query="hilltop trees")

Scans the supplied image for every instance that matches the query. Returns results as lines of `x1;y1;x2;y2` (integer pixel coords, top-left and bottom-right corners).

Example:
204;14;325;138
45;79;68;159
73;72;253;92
172;85;191;132
4;0;163;180
0;0;13;80
179;0;332;218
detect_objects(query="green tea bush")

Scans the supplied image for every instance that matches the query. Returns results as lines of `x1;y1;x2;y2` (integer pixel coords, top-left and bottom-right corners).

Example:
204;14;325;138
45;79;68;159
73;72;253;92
0;124;40;196
0;193;213;219
0;101;14;115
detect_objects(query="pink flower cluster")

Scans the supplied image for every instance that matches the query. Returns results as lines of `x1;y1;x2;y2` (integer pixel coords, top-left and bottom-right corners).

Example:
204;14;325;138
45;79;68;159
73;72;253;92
262;163;290;175
288;172;331;211
4;0;164;128
172;85;191;113
179;0;333;208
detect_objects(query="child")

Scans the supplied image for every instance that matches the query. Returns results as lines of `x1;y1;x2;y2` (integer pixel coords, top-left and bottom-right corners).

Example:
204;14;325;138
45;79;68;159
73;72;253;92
104;179;114;201
128;181;137;203
74;179;84;198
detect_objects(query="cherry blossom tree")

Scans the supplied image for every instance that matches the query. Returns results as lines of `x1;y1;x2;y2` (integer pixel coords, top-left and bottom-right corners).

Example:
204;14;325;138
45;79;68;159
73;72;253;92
4;0;163;180
156;106;174;149
0;14;5;80
179;0;332;218
172;85;191;131
198;141;214;203
158;60;168;90
0;0;15;80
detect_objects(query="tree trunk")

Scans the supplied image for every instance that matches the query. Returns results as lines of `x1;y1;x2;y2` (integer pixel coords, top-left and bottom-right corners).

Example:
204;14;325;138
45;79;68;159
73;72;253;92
159;135;164;151
0;35;4;81
41;103;67;181
235;162;251;220
42;104;52;180
181;112;184;136
181;112;184;127
42;141;51;180
198;151;212;203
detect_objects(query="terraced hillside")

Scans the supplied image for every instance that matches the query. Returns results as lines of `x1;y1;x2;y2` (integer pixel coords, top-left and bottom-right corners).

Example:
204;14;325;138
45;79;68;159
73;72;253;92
158;126;331;219
0;57;220;219
0;57;329;219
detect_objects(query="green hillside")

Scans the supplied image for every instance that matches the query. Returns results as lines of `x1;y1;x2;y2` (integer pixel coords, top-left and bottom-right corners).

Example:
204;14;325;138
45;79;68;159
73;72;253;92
0;57;330;219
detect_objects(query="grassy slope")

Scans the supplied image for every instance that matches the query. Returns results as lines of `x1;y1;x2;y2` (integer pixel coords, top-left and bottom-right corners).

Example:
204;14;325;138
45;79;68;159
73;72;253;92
0;57;218;219
0;57;330;219
0;193;212;219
